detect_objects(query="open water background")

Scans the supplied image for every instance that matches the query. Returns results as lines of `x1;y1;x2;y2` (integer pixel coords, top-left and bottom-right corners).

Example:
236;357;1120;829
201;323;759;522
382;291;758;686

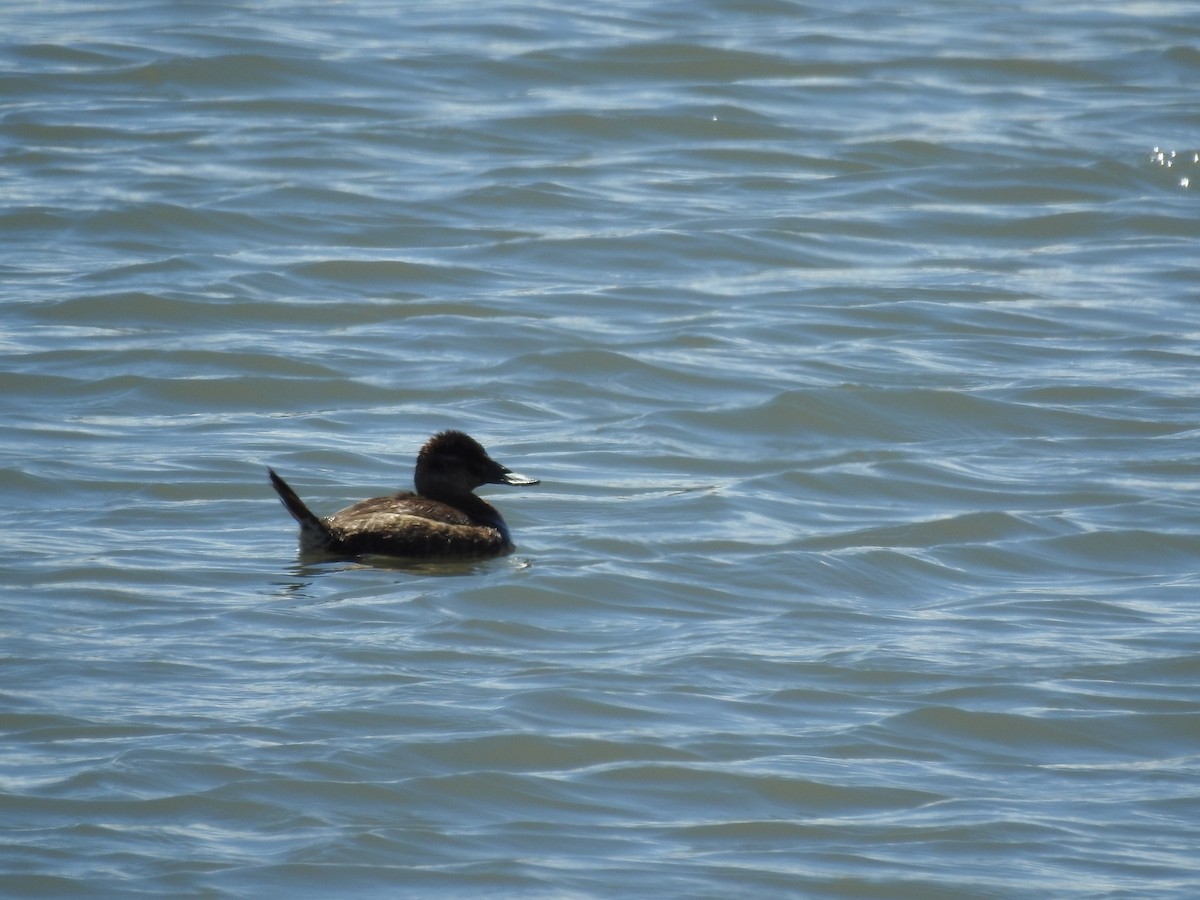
3;1;1199;897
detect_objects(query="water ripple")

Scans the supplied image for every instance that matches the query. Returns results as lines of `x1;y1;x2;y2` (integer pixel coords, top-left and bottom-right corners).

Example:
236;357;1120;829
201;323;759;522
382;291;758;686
3;1;1200;897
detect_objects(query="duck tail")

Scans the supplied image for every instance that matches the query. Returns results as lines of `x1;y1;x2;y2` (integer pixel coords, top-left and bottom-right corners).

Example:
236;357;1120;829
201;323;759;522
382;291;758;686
268;467;335;550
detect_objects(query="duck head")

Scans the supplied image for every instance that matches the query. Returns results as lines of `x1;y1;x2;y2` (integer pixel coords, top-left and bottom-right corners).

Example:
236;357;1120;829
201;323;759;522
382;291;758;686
414;430;539;496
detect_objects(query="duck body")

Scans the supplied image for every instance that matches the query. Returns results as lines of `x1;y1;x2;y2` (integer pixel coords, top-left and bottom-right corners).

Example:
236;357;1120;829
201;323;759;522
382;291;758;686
269;430;538;561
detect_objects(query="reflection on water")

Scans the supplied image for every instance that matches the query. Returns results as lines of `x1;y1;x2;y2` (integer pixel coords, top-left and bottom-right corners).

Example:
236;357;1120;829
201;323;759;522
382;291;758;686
2;0;1199;896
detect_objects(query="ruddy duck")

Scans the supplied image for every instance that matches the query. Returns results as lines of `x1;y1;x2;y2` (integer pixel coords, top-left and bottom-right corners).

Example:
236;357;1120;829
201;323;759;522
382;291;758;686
268;430;538;560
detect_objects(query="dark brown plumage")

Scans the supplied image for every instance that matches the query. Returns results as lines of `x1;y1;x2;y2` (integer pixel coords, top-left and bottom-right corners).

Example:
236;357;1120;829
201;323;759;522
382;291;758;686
268;430;538;560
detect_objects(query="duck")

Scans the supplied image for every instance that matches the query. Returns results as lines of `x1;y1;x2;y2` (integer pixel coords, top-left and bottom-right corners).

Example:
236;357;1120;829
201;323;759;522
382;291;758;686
268;430;538;560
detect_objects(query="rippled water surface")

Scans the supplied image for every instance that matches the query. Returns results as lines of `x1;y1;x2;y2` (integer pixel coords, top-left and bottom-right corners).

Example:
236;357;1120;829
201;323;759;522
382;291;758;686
3;1;1199;897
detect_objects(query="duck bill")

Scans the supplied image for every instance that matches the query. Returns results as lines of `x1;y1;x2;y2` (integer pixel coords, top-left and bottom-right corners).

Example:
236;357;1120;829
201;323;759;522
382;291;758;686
497;468;539;486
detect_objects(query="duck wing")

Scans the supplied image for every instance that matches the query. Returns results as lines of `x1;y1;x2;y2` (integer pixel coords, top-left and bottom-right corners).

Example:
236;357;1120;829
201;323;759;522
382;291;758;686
329;492;473;526
323;493;509;559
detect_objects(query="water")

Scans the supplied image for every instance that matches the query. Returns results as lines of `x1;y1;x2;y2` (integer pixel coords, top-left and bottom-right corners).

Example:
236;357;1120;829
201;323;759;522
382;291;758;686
3;1;1199;896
